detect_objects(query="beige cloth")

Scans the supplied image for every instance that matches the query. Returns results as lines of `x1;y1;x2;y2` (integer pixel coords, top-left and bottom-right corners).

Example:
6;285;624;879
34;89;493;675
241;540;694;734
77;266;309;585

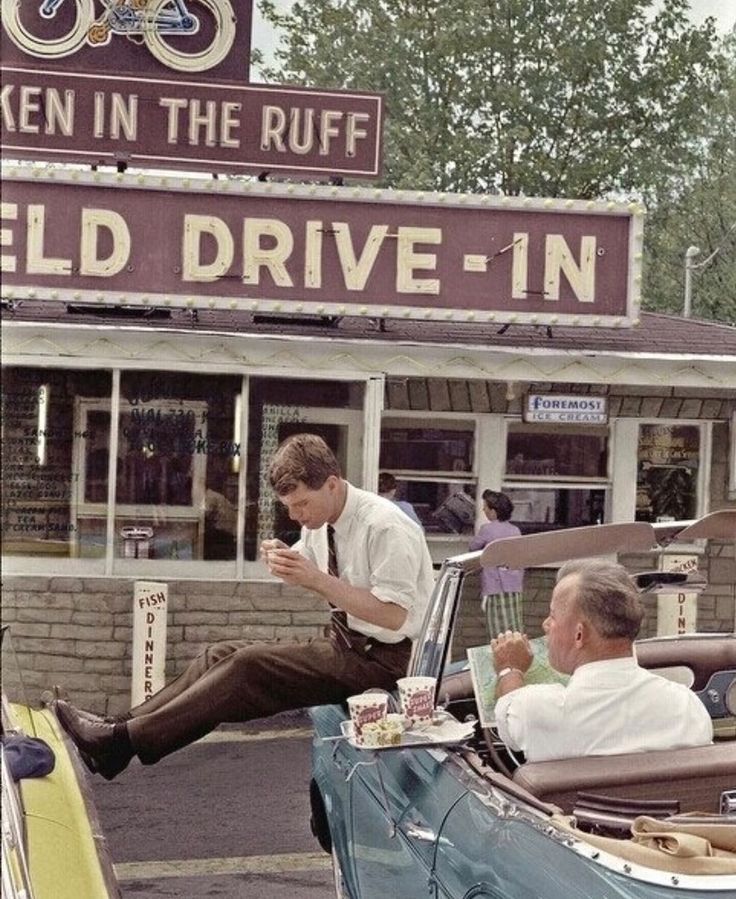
553;814;736;875
632;815;736;859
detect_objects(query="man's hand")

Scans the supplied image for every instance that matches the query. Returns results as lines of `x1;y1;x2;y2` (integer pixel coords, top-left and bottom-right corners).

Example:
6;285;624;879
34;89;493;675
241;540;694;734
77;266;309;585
491;631;534;700
259;538;289;566
261;541;407;631
266;548;325;591
491;630;534;674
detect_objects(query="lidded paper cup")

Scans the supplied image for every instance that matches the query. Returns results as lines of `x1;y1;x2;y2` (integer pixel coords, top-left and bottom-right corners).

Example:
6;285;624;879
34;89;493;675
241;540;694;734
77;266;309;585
347;693;389;746
396;676;436;726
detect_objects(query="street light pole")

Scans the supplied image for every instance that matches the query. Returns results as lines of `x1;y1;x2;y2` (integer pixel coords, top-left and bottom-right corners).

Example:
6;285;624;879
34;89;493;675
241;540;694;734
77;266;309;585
683;245;701;318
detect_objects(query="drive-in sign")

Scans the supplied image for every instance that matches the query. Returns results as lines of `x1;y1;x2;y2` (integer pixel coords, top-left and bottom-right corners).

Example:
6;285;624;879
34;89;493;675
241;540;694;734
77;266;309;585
0;168;644;326
1;1;385;178
1;68;385;179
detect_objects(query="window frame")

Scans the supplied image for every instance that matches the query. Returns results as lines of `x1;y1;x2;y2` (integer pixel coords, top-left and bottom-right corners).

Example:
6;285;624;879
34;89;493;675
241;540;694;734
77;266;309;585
379;411;481;542
71;397;210;560
500;419;611;533
611;418;713;552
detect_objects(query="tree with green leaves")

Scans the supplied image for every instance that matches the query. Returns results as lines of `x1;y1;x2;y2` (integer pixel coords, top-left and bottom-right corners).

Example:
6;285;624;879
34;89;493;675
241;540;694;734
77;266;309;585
258;0;732;320
642;32;735;323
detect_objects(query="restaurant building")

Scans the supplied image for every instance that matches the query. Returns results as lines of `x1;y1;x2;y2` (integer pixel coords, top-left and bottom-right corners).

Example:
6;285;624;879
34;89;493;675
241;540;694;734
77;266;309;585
6;3;734;711
2;278;735;712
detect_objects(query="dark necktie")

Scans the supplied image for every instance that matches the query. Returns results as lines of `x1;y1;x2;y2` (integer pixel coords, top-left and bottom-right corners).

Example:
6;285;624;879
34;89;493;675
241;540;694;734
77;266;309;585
327;524;339;577
327;525;351;649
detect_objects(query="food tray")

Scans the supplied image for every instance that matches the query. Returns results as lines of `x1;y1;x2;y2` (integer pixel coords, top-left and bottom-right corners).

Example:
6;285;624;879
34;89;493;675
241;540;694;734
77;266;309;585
338;709;475;751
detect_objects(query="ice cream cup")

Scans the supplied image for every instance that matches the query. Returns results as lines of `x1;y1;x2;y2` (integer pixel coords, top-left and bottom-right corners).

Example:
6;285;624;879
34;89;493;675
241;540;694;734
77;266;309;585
396;676;437;726
347;693;389;746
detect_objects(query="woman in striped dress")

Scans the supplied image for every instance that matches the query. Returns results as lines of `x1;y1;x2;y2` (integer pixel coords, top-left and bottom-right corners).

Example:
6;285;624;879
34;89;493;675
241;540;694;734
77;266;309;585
470;490;524;636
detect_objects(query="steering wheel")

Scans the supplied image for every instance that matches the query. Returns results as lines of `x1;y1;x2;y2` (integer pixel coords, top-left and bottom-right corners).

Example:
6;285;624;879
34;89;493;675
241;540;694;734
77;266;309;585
482;725;522;779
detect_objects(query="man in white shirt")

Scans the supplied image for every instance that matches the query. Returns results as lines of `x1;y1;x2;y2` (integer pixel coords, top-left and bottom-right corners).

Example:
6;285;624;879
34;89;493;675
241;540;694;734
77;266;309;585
491;558;713;763
55;434;435;779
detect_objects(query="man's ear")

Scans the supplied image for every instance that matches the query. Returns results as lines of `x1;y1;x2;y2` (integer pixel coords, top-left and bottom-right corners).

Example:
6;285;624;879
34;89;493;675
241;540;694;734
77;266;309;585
574;619;587;646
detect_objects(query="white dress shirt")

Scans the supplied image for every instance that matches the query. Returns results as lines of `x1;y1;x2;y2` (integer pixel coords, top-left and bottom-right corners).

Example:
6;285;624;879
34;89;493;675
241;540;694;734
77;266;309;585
293;483;435;642
495;656;713;763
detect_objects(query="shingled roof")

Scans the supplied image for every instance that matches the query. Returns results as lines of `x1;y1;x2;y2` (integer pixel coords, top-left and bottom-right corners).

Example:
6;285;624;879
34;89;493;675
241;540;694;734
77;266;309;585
3;302;735;358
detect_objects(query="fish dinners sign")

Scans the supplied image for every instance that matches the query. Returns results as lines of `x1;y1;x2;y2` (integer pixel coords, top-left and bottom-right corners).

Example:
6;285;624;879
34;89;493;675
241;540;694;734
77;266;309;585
0;168;645;326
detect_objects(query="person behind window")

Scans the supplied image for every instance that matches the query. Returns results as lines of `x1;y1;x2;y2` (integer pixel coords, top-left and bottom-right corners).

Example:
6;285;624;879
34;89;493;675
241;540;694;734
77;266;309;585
53;434;435;781
378;471;422;528
469;490;524;636
203;486;237;560
490;559;713;763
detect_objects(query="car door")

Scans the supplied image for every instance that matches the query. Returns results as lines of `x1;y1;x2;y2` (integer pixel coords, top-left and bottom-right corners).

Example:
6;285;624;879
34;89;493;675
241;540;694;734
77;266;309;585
335;739;467;899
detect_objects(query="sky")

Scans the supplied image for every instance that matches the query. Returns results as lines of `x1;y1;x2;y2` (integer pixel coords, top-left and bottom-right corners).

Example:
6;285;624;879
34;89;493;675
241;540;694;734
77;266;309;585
251;0;735;68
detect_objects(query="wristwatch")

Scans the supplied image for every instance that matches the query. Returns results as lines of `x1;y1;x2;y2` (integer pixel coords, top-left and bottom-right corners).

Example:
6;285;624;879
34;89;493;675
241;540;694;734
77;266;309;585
496;667;523;680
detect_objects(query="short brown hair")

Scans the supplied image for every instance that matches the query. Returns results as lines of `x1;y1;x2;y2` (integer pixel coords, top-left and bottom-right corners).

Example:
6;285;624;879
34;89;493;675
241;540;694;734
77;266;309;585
268;433;341;495
378;472;397;493
556;558;644;640
482;490;514;521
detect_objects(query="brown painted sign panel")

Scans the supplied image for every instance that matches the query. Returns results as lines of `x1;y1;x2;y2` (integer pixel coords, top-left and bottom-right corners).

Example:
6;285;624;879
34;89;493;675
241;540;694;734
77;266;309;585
1;67;385;178
1;0;252;83
0;169;643;326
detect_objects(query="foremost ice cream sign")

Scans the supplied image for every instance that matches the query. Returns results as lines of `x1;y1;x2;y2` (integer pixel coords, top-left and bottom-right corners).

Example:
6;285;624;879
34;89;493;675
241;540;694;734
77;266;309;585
524;394;608;424
0;167;644;327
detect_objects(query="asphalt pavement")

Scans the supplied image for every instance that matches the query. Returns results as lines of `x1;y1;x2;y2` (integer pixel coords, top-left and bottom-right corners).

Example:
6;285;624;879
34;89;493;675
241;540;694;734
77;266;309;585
91;711;335;899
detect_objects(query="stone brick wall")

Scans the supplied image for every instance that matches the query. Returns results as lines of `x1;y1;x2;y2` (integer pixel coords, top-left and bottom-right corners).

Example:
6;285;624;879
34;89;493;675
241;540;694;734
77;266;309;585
2;542;734;713
1;577;329;716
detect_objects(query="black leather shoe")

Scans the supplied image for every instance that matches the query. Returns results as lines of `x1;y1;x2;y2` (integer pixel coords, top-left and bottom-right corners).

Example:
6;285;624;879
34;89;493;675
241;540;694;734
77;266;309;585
76;707;132;726
54;700;134;781
48;686;130;724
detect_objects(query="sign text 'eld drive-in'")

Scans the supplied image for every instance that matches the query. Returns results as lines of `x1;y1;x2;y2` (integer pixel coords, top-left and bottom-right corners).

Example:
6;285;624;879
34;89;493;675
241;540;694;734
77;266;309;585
0;170;643;326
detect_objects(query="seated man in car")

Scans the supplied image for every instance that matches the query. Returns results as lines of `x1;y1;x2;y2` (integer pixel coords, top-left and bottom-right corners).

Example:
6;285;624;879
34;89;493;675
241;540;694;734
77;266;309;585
491;558;713;763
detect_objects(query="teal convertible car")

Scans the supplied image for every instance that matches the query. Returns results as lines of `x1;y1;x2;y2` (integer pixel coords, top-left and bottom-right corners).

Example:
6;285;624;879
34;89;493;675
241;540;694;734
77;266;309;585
309;511;736;899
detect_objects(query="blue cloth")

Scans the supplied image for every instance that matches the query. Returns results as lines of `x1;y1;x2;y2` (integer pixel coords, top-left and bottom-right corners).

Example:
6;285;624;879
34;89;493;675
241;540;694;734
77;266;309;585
2;734;56;781
393;499;422;528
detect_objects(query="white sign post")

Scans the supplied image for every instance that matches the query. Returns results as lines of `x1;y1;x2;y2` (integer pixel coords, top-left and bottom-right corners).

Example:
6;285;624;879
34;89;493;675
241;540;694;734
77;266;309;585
132;581;168;707
657;555;698;636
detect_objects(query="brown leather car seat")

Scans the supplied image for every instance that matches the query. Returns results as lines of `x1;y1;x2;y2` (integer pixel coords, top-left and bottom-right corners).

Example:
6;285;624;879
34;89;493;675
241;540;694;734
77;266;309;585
513;742;736;814
635;636;736;690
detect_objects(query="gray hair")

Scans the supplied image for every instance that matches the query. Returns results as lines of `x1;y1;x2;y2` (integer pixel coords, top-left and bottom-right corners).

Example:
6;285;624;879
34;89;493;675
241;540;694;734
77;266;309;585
556;558;644;640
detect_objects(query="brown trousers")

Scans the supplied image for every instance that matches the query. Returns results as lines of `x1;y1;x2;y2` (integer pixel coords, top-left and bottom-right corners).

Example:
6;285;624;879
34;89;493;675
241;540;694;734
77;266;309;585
127;633;411;764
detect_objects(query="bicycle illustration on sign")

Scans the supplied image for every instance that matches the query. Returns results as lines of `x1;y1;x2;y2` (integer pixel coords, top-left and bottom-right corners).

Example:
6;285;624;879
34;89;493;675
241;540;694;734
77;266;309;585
1;0;236;72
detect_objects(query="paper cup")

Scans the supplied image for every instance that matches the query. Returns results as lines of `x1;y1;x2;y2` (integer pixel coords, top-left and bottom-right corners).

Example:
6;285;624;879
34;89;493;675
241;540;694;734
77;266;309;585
396;676;436;726
347;693;389;746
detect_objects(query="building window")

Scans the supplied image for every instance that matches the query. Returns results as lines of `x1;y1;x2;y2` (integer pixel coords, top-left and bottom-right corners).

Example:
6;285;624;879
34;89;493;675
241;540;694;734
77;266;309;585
635;424;701;522
506;425;607;478
2;367;369;569
244;377;364;558
503;423;610;533
379;419;477;534
75;371;243;561
1;367;112;557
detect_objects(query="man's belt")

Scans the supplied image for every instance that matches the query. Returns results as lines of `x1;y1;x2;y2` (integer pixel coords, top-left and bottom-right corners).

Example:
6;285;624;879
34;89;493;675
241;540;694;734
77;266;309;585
329;613;411;656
